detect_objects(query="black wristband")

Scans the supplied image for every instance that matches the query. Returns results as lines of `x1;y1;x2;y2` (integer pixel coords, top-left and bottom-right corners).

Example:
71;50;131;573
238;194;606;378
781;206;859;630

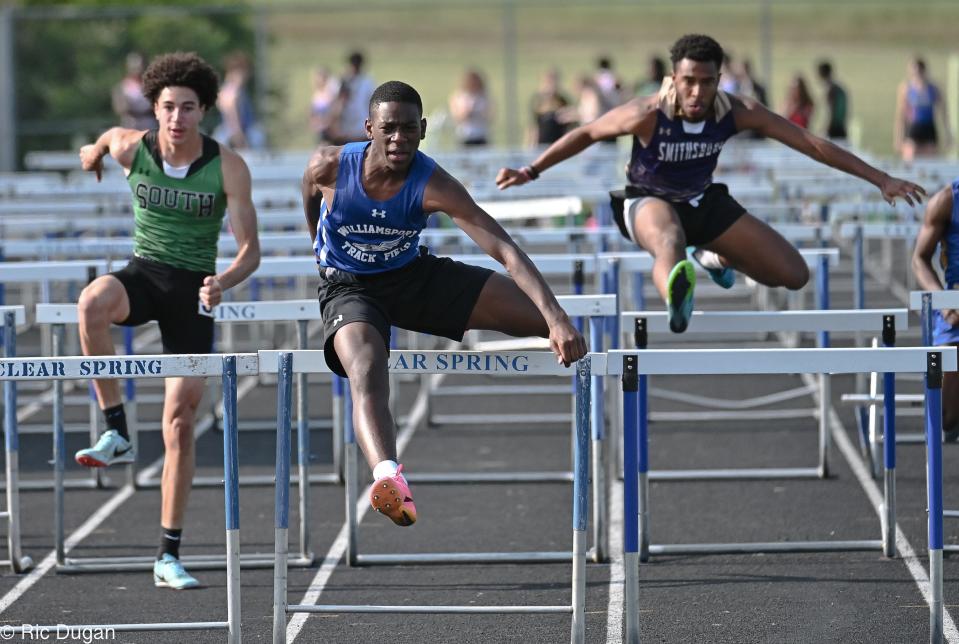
523;164;541;180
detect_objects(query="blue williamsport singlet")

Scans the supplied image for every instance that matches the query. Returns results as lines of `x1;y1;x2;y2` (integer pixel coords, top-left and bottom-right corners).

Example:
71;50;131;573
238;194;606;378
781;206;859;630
627;84;738;202
933;178;959;345
314;141;437;274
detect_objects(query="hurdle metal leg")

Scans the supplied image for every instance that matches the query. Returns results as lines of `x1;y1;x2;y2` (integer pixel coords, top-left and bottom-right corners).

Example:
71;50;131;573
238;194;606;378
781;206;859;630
924;349;944;644
222;356;243;644
332;375;345;480
589;316;608;563
273;354;293;642
621;355;641;642
2;312;32;572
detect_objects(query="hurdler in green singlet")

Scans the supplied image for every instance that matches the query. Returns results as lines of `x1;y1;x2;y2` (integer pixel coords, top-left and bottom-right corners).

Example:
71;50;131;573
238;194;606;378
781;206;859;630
126;130;227;273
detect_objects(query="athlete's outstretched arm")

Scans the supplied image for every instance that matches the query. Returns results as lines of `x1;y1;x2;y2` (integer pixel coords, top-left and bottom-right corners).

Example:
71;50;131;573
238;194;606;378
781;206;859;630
425;168;586;365
734;97;926;206
912;186;959;326
78;127;144;180
495;98;654;190
301;146;340;244
206;149;261;308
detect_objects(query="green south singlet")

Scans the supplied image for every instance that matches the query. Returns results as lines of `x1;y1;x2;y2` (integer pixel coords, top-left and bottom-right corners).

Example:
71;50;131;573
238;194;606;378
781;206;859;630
126;131;227;273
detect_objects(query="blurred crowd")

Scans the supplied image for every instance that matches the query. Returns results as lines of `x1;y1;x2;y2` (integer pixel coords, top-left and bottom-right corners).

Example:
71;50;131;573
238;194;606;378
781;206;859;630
111;48;953;161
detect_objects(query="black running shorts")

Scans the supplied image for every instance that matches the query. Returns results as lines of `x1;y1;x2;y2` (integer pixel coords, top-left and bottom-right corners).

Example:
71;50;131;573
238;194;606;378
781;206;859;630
610;183;746;247
109;255;215;355
317;248;494;377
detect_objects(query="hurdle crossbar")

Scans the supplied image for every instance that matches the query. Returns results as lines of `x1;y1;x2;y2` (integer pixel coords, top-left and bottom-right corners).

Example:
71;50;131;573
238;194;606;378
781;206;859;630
612;346;956;644
0;353;244;642
268;350;595;644
34;302;327;570
620;309;905;484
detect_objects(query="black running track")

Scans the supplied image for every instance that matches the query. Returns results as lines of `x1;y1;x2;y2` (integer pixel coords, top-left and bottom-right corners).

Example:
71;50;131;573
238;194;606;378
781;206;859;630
0;261;957;643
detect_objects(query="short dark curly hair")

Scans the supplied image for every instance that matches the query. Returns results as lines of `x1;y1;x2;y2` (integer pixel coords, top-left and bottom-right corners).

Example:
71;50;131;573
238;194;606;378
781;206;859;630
669;34;724;70
141;52;220;109
369;80;423;117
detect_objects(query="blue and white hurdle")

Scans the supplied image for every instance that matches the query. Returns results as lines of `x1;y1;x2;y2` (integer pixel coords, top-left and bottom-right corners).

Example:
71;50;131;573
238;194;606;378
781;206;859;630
619;309;907;563
0;352;244;641
264;349;597;644
913;290;959;568
610;345;956;644
1;306;33;572
418;294;615;562
0;261;110;490
35;301;326;571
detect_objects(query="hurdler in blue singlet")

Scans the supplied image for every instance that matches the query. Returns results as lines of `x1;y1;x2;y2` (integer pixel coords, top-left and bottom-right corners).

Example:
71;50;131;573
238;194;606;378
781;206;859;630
314;141;437;274
627;79;738;202
934;178;959;345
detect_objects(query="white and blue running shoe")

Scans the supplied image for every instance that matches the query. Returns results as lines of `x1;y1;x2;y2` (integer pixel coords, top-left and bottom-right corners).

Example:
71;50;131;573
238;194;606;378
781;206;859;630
74;430;135;468
153;554;201;590
690;247;735;289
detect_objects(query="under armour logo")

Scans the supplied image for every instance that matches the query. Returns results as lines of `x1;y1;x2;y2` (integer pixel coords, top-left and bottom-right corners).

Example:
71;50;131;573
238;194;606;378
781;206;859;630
371;208;387;218
658;127;672;136
331;314;343;327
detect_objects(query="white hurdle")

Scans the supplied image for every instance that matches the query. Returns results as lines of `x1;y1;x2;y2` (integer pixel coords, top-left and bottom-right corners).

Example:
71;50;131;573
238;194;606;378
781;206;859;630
620;309;906;483
611;346;957;644
0;353;246;642
35;301;334;571
264;349;598;644
1;306;33;572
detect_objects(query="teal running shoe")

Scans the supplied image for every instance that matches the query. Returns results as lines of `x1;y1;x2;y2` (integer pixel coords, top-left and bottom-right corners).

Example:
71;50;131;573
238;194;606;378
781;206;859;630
75;430;134;468
666;259;696;333
690;247;735;289
153;553;201;590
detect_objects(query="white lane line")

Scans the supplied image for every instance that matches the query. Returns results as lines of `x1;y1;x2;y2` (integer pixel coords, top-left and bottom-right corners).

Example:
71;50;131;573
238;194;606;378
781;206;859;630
604;477;624;644
810;373;959;643
285;373;436;643
0;485;134;613
0;372;259;615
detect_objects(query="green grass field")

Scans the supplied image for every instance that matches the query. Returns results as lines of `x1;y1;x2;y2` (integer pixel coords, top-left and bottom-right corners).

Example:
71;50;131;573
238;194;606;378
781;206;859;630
258;0;958;158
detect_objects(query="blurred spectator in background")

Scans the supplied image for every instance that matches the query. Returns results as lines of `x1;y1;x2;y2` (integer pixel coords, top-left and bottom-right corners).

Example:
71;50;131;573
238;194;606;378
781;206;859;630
111;52;157;130
573;75;617;145
635;56;667;96
573;75;606;125
782;74;814;129
335;51;376;144
816;60;848;140
736;59;768;140
895;57;951;161
594;56;624;111
736;59;767;105
214;51;265;149
309;66;341;144
719;53;739;94
449;68;493;146
528;68;574;145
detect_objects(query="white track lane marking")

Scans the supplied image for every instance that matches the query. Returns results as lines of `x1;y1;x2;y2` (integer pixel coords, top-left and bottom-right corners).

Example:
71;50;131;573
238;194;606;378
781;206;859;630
285;374;435;642
0;373;260;615
604;476;624;643
807;372;959;643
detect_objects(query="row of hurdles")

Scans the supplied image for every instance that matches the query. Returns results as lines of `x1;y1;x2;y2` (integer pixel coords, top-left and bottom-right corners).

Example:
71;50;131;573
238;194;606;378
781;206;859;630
0;290;956;643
